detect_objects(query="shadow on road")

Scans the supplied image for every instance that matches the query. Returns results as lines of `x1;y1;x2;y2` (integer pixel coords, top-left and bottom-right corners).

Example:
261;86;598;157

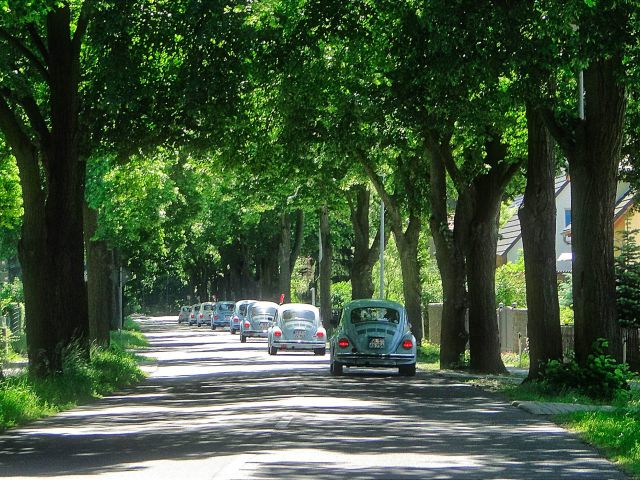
0;317;626;479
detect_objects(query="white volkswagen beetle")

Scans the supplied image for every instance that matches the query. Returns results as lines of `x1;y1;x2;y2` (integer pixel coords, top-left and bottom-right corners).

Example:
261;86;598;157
267;303;326;355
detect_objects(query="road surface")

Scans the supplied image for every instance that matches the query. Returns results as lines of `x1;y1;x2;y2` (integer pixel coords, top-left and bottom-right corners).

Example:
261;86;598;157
0;316;628;479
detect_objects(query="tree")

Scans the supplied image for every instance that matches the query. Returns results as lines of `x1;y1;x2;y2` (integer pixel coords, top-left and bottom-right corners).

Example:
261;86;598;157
0;2;94;374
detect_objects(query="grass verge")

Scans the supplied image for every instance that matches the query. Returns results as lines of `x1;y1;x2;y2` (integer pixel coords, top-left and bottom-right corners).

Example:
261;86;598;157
0;323;148;432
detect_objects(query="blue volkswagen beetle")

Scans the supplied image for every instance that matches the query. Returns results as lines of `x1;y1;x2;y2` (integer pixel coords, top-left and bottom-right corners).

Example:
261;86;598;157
231;300;256;335
240;301;277;343
329;299;416;376
267;303;326;355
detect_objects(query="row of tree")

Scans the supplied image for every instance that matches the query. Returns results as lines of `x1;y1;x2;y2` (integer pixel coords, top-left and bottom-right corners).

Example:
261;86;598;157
0;0;638;378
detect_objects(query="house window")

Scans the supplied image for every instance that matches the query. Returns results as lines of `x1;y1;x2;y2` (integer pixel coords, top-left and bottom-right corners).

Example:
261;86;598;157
565;209;571;227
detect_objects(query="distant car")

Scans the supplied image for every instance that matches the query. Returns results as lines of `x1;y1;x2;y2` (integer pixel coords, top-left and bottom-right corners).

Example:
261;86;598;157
240;301;278;343
231;300;256;335
197;302;215;327
211;301;236;330
188;304;200;326
267;303;326;355
329;299;416;376
178;305;191;324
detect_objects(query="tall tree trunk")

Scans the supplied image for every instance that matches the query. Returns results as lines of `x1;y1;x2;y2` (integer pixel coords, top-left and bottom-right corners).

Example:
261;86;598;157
290;209;304;275
393;217;423;344
349;185;383;300
278;212;292;303
319;205;332;329
544;58;625;364
464;140;518;374
426;133;469;368
519;105;562;380
83;203;112;345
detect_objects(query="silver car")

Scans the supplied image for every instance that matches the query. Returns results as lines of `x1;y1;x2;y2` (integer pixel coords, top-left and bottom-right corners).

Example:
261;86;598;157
188;304;200;326
178;305;191;324
197;302;215;327
231;300;256;335
267;303;326;355
329;299;417;376
211;301;235;329
240;301;278;343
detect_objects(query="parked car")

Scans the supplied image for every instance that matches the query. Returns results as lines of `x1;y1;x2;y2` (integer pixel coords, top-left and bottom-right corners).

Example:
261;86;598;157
178;305;191;324
240;301;278;343
211;301;236;330
231;300;257;335
329;299;416;376
197;302;215;327
188;304;200;326
267;303;326;355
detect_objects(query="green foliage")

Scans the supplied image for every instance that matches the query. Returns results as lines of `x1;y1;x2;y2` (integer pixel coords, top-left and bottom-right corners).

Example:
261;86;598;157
417;341;440;367
495;255;527;307
331;281;351;309
0;340;146;431
372;236;404;303
615;228;640;328
540;339;634;401
0;278;22;314
560;306;575;325
0;151;22;259
558;275;573;308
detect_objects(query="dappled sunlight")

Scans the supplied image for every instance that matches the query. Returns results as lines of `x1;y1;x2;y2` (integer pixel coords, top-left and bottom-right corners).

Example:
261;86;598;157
0;317;626;479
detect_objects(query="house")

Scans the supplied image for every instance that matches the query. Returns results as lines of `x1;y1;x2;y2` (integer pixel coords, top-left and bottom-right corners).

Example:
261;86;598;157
497;174;638;272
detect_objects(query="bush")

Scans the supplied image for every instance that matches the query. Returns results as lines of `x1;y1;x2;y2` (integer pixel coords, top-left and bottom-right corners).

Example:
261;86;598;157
331;281;351;309
540;339;633;401
495;255;527;307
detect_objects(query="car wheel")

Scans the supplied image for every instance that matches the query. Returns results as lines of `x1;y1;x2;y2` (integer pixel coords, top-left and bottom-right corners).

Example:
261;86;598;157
331;361;343;375
399;364;416;377
231;329;237;335
240;335;246;343
211;325;216;330
269;346;277;355
314;348;326;356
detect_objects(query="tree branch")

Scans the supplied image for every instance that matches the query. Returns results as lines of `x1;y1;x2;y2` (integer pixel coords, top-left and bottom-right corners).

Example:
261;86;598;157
72;0;94;53
0;93;36;158
540;107;574;154
27;24;49;63
0;27;49;80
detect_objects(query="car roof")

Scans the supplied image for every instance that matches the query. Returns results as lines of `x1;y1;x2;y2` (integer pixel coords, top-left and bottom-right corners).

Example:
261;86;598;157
250;301;279;308
277;303;320;314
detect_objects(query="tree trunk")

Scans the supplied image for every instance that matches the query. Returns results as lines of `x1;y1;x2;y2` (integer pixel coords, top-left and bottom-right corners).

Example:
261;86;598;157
290;209;304;275
319;205;332;329
278;212;292;303
519;105;562;380
426;134;469;368
393;217;423;345
570;60;625;364
543;58;625;364
83;203;112;345
349;185;382;300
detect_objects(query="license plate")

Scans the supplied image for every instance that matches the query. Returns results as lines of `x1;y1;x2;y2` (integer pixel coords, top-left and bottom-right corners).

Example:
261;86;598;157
294;330;305;339
369;337;385;349
260;322;270;329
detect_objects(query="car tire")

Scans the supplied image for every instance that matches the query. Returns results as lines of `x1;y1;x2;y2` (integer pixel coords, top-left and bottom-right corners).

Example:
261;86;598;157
269;345;277;355
211;325;216;330
314;348;326;356
399;364;416;376
331;361;343;375
231;329;237;335
240;335;246;343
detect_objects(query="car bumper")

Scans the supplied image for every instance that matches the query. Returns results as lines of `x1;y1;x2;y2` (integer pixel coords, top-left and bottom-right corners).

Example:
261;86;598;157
212;320;230;327
243;329;268;338
334;352;415;366
272;340;326;350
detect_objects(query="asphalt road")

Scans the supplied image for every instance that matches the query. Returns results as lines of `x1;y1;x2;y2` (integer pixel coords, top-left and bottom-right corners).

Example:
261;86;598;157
0;316;628;479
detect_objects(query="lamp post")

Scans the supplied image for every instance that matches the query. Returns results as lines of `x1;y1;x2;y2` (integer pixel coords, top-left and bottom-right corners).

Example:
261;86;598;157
379;180;385;300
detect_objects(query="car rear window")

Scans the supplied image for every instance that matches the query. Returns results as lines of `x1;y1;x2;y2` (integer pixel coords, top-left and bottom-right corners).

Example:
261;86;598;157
251;306;277;317
193;305;200;312
350;307;400;324
203;304;214;310
282;309;316;322
239;304;249;315
219;303;235;312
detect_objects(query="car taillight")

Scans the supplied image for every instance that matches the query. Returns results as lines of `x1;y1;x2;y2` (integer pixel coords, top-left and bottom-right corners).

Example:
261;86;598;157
338;338;349;348
274;330;282;337
244;321;250;328
199;314;203;318
402;339;414;349
316;331;324;338
233;316;239;322
214;315;219;320
190;314;194;318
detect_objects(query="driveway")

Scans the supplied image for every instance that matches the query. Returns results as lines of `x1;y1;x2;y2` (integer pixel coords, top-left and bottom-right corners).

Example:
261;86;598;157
0;316;627;479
